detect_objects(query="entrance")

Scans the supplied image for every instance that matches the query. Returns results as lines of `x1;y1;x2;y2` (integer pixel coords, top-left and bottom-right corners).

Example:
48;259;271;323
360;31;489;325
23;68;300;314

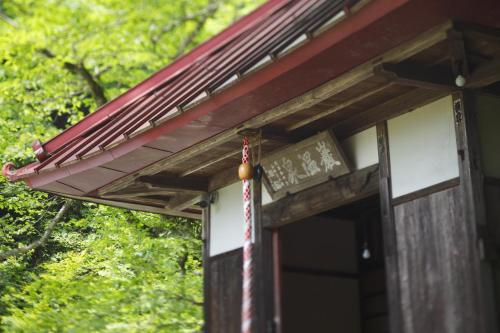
276;195;388;333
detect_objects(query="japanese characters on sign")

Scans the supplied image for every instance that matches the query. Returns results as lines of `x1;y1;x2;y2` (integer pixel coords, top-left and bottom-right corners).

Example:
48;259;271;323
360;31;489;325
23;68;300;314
262;131;351;199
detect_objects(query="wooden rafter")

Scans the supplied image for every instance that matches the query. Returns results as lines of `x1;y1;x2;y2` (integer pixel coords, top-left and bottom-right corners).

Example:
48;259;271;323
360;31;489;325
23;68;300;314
334;88;447;138
138;174;208;194
286;82;394;131
374;62;456;91
62;193;201;219
102;188;174;199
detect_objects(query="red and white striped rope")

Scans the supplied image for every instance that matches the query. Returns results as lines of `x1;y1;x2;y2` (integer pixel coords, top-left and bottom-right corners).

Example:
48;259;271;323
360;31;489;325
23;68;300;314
241;137;253;333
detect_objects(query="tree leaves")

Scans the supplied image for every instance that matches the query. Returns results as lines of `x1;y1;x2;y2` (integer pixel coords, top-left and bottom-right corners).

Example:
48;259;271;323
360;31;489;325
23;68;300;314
3;209;204;332
0;0;263;331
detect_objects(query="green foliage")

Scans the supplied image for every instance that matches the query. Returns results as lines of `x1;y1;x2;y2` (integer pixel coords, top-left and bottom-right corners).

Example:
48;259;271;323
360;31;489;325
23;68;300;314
2;208;203;333
0;0;263;331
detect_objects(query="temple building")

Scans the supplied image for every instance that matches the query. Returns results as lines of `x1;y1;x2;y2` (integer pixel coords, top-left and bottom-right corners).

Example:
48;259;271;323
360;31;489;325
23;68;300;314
4;0;500;332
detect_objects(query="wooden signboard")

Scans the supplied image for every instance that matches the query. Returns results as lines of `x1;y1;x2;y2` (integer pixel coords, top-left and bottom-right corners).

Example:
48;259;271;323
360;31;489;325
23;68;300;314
262;130;351;199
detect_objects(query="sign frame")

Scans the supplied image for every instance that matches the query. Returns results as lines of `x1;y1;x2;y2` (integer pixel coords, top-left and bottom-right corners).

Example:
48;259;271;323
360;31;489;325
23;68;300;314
261;130;352;200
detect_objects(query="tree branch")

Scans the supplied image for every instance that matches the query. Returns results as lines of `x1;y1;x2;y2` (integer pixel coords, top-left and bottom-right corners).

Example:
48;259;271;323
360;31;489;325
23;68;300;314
63;61;107;107
0;200;75;261
0;11;18;28
38;49;108;107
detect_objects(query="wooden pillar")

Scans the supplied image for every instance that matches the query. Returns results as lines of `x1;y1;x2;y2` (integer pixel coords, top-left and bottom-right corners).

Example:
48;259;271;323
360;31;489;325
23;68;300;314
202;203;211;333
253;177;275;333
376;122;403;333
454;91;497;332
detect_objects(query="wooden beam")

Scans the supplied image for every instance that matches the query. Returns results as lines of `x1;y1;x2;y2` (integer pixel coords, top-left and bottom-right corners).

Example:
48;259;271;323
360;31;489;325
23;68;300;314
101;188;175;198
167;194;203;211
375;62;456;91
447;29;469;78
61;193;201;219
467;58;500;89
262;164;379;228
286;82;394;131
456;21;500;44
98;22;452;196
138;174;208;194
334;88;446;138
180;149;241;177
209;166;239;192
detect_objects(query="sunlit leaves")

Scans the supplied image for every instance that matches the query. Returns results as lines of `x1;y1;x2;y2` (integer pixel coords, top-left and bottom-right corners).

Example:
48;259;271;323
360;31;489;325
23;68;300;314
0;0;264;331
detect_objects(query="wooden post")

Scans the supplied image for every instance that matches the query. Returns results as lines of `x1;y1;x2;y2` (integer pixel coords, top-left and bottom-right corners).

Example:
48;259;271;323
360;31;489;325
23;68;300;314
453;91;497;332
376;122;403;333
272;230;282;333
252;177;275;333
202;201;211;333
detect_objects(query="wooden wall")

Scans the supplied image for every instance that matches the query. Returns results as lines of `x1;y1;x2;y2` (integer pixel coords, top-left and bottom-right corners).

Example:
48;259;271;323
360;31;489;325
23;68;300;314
485;180;500;330
206;249;243;333
376;92;496;333
394;186;483;333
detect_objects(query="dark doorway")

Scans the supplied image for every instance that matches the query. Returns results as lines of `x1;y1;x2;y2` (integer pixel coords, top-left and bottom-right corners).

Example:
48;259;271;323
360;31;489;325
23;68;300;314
278;195;388;333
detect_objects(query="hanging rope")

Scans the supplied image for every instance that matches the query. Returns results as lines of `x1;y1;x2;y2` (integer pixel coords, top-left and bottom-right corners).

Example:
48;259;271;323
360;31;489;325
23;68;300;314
240;137;253;333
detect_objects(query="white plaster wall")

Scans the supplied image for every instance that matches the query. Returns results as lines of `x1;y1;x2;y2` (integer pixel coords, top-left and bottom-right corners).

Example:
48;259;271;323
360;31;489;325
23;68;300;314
476;94;500;179
341;126;378;170
388;95;459;198
210;181;254;256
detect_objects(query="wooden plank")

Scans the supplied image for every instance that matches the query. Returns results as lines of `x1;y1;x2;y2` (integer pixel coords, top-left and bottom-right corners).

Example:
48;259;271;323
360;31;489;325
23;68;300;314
375;122;403;333
98;22;452;196
207;249;243;333
262;165;379;228
393;186;485;333
391;177;460;206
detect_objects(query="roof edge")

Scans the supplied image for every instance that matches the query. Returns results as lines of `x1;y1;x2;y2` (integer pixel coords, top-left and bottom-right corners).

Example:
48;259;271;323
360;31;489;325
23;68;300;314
39;0;291;157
